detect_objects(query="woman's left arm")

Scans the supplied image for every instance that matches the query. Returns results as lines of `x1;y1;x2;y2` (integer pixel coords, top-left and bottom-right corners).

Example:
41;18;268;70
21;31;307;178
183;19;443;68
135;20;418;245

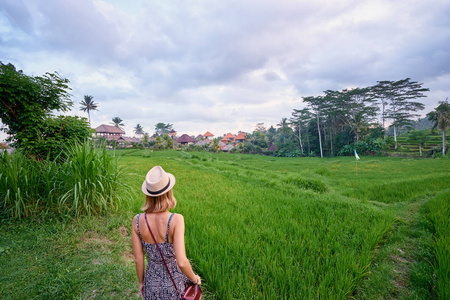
132;215;145;297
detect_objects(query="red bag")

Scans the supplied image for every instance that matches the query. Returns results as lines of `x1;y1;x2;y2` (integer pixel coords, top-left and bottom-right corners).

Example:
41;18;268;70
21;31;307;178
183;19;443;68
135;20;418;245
182;283;202;300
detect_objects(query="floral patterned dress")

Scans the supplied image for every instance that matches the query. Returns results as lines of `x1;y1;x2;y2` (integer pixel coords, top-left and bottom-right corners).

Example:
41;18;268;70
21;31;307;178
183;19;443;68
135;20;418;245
137;213;189;299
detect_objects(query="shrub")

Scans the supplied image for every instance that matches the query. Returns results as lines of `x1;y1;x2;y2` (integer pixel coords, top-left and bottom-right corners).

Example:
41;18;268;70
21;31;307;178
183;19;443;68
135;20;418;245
337;139;382;156
0;141;126;219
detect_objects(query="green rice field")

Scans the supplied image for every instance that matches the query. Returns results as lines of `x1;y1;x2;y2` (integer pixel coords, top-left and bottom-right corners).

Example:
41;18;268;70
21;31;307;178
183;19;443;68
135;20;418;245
1;150;449;299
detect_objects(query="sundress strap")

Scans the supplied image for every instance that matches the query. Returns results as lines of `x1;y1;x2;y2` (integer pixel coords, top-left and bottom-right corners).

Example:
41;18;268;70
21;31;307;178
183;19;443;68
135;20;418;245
166;213;174;243
136;213;143;242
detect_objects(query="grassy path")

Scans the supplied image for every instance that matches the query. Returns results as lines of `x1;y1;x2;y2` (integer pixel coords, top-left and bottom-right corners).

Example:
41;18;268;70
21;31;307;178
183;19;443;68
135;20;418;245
356;198;435;299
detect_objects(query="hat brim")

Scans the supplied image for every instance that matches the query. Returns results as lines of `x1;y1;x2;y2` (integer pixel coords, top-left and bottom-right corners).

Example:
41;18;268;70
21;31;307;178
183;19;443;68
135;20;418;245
141;173;176;197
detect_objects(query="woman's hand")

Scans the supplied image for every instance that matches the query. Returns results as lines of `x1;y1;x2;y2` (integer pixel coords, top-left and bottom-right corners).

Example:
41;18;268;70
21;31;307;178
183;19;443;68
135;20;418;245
139;282;144;298
194;275;201;286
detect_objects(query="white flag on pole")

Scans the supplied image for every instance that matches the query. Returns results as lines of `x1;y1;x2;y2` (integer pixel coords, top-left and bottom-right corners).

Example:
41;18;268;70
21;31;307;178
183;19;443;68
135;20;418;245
354;150;360;160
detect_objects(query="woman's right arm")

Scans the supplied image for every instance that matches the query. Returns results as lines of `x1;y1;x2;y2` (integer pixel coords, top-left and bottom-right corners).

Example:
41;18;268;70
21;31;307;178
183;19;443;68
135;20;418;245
132;215;145;297
173;214;201;285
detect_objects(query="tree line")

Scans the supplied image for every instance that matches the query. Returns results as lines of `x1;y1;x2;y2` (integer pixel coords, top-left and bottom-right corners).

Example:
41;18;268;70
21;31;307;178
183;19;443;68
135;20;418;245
243;79;448;157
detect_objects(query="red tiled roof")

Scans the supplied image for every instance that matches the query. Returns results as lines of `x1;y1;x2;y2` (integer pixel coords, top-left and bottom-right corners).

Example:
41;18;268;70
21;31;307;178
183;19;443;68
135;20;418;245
95;124;125;134
176;134;196;143
235;132;246;140
224;132;235;138
203;131;214;137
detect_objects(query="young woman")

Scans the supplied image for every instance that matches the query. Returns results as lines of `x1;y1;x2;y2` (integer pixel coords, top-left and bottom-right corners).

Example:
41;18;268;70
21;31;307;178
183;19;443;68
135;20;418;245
132;166;201;299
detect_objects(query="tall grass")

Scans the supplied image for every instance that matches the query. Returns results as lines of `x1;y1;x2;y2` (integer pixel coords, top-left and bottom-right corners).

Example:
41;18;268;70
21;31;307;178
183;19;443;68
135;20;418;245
0;141;126;219
59;142;126;217
427;190;450;299
0;150;54;218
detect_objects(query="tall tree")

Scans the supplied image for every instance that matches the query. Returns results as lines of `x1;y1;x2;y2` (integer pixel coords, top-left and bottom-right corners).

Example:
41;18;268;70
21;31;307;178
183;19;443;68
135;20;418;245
111;117;124;129
427;98;449;155
0;62;85;159
303;96;325;158
338;88;379;143
79;95;99;126
291;108;312;154
134;124;144;136
374;78;428;148
154;122;173;136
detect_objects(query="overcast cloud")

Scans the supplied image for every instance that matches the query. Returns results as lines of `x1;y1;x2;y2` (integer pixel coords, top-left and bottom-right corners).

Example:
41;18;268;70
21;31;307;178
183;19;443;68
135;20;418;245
1;0;449;140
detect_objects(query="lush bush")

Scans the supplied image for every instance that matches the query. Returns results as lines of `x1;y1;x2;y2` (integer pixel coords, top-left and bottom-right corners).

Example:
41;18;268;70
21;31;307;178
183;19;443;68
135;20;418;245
428;145;448;157
20;115;93;161
275;149;305;157
337;139;382;156
0;141;126;219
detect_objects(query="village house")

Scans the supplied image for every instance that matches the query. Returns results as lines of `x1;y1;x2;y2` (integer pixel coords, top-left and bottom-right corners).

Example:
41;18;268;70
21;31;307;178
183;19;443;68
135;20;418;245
176;134;196;146
234;132;247;143
95;124;141;147
221;132;236;144
195;139;212;147
203;131;214;141
95;124;125;140
169;129;177;139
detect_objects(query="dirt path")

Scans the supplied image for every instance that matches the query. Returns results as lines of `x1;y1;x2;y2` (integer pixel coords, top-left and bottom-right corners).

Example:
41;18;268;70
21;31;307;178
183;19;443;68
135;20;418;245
355;199;435;299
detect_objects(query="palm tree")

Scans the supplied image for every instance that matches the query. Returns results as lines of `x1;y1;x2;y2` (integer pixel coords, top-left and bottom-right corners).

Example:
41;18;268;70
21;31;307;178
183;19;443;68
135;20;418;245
79;95;99;125
277;118;291;144
111;117;124;129
427;98;449;155
134;124;144;136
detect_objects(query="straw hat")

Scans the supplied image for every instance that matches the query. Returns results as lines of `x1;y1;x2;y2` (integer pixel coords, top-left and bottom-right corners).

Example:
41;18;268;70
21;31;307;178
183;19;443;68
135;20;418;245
141;166;176;197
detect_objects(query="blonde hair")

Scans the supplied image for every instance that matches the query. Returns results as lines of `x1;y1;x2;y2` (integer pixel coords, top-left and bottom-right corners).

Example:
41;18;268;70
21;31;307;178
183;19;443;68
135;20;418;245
141;189;177;213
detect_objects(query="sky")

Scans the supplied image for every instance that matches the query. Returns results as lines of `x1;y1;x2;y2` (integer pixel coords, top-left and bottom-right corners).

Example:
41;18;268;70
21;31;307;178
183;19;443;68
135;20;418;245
1;0;449;141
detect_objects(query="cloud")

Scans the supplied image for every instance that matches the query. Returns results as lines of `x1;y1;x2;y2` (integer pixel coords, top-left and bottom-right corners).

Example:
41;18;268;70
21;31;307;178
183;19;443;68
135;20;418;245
1;0;449;141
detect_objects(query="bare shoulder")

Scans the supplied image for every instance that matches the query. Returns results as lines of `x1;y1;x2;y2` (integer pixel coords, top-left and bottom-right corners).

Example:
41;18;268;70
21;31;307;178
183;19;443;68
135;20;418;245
172;213;185;225
132;213;140;230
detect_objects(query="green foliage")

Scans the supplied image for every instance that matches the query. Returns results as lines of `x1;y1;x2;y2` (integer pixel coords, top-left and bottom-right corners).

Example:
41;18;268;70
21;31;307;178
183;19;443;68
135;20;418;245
275;149;305;157
338;139;382;156
154;122;173;136
0;62;72;145
427;99;449;156
0;141;125;219
407;130;429;156
22;115;92;161
134;123;144;136
0;62;94;160
110;116;124;129
0;150;51;218
79;95;99;125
